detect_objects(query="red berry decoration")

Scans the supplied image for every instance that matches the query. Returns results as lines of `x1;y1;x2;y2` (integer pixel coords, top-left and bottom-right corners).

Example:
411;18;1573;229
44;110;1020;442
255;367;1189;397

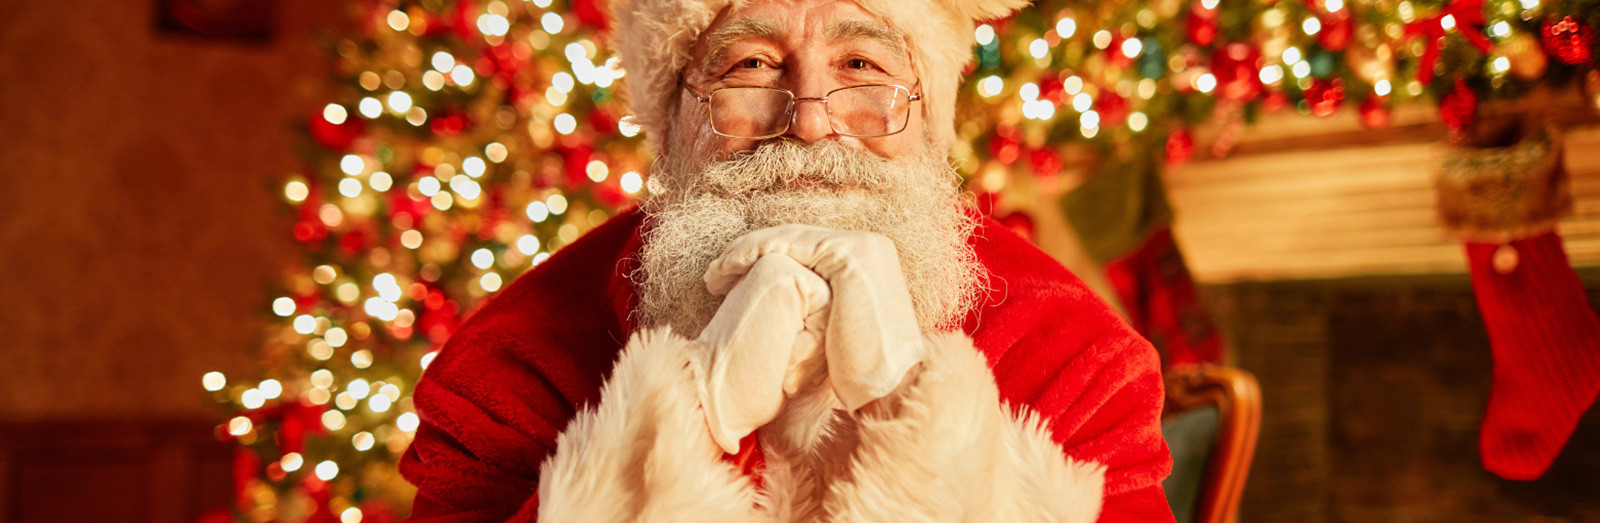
1440;80;1478;139
1304;77;1345;117
1360;96;1392;128
1212;42;1264;102
1317;9;1354;51
1542;16;1595;65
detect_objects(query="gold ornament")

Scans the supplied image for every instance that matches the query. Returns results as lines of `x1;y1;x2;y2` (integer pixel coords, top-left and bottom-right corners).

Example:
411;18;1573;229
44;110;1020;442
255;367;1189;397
1498;33;1548;81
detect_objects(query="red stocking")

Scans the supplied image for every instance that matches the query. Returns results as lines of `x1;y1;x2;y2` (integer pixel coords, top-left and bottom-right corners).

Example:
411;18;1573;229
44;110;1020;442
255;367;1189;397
1466;232;1600;480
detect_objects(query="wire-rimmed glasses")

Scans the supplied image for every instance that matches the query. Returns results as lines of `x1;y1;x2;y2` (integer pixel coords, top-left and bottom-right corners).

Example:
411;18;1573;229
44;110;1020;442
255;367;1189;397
685;84;921;139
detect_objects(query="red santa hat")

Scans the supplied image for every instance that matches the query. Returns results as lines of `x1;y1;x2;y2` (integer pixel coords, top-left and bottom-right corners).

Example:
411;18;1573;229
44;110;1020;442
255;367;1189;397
610;0;1031;152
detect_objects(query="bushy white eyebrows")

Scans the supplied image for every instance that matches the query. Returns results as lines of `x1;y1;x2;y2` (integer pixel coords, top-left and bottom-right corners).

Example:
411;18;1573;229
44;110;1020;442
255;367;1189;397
702;16;784;73
698;16;909;74
824;19;906;62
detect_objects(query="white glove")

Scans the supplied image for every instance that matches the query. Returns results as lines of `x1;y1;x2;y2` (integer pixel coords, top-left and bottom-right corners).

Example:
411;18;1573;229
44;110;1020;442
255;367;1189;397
692;253;832;454
707;225;926;412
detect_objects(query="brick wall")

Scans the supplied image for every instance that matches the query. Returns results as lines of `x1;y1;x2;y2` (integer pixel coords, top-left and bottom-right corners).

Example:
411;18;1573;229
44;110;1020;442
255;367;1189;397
1206;273;1600;521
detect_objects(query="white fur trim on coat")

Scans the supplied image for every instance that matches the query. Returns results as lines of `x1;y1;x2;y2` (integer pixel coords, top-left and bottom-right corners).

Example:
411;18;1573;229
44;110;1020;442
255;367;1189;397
536;327;765;521
537;328;1103;521
610;0;1031;153
827;332;1105;522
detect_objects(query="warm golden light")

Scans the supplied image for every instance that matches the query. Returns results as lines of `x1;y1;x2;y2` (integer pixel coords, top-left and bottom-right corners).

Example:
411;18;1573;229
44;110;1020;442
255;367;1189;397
316;461;339;481
397;412;420;432
353;431;376;451
352;349;374;369
203;372;226;392
228;416;253;436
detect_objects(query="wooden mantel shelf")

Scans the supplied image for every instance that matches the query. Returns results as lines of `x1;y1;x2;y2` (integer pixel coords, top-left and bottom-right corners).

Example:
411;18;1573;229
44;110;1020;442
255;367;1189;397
1168;87;1600;284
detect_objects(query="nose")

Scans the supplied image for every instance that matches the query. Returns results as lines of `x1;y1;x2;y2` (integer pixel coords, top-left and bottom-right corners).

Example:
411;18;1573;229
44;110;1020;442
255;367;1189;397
787;96;833;143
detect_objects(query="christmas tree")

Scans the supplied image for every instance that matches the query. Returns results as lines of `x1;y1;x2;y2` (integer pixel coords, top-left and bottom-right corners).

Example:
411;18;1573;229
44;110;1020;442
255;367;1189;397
203;0;1599;520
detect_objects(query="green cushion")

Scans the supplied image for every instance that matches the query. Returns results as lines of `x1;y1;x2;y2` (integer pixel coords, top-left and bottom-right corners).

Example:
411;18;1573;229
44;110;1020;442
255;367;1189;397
1162;405;1220;523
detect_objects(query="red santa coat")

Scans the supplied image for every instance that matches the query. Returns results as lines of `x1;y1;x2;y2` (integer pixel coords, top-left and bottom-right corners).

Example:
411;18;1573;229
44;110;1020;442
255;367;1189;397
400;207;1174;522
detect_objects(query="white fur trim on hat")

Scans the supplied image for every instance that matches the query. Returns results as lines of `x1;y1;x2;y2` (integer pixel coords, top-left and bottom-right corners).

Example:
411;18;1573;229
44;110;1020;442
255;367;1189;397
610;0;1031;153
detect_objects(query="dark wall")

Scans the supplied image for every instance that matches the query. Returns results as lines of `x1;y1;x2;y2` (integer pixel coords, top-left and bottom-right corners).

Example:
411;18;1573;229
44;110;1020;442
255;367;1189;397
0;0;342;520
1208;271;1600;521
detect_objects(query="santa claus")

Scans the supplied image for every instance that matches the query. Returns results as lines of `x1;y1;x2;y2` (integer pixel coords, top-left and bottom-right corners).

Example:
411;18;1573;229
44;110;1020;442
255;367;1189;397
399;0;1174;521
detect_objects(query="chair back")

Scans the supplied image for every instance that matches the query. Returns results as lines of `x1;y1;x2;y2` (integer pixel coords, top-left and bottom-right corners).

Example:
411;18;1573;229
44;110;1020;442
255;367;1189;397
1160;364;1262;523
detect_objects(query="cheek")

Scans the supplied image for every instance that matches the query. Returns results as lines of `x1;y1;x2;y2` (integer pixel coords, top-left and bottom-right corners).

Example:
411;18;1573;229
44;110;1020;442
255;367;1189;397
866;110;928;162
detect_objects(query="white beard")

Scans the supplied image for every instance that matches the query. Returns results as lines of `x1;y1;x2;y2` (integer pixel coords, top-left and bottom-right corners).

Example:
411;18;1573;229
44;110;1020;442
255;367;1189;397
633;138;985;339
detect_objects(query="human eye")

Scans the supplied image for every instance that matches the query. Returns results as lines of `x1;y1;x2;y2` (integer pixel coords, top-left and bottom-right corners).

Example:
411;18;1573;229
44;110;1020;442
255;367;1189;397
845;57;879;71
736;57;771;70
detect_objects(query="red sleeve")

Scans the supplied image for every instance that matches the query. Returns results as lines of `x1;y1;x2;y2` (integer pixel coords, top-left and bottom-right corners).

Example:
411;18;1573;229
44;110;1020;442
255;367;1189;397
398;331;572;522
999;319;1174;523
399;211;642;522
969;214;1175;523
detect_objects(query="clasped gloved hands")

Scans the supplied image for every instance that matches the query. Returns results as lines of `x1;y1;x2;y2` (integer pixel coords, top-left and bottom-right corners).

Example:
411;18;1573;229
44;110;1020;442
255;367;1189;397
693;225;928;453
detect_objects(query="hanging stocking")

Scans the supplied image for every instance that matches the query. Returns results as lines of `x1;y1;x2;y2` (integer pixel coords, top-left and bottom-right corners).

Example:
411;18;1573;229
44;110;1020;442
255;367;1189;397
1465;233;1600;480
1435;118;1600;480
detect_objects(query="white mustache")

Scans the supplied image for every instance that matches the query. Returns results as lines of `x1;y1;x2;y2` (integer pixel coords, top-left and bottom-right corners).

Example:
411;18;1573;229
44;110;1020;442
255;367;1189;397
636;137;985;337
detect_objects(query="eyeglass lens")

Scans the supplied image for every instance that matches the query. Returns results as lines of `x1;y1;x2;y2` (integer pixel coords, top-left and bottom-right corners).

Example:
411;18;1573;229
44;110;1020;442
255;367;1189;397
707;85;911;139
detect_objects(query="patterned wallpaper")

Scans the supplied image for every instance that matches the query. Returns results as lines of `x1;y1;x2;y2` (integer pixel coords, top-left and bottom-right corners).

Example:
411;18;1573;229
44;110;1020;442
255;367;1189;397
0;0;341;419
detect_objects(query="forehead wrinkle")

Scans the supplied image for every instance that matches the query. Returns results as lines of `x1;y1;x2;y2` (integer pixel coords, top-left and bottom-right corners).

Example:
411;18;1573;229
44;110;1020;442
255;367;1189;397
825;19;907;64
701;16;784;74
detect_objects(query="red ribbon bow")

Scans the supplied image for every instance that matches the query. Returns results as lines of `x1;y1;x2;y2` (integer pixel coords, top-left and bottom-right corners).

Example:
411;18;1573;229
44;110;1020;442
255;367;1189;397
1404;0;1494;85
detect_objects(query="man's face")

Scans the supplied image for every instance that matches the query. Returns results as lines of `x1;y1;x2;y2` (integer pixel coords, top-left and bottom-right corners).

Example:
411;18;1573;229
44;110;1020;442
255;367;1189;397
633;0;983;338
675;0;925;164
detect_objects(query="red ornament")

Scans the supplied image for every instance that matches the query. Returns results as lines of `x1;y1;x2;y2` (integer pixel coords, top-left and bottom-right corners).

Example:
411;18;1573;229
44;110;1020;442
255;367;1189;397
1106;35;1134;68
293;185;330;244
988;128;1022;165
1304;77;1345;117
482;43;529;84
1317;9;1354;51
588;107;620;136
429;108;472;136
1440;80;1478;138
1360;96;1392;128
561;145;595;189
1166;127;1196;168
307;109;365;152
1095;91;1130;127
1211;43;1264;102
573;0;610;30
1186;6;1220;47
388;189;430;225
1038;76;1066;105
424;0;477;41
1029;147;1063;180
1542;16;1595;65
999;211;1036;241
339;223;377;256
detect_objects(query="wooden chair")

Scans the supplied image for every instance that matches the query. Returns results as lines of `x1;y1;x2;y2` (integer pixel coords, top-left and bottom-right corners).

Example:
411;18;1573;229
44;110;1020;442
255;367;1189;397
1160;364;1262;523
